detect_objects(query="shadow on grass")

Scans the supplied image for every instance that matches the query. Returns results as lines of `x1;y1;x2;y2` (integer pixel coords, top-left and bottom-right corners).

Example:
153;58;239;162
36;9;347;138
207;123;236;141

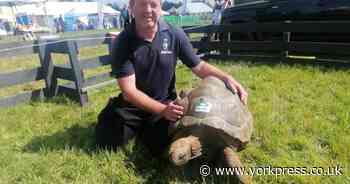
22;122;188;183
27;95;83;108
23;123;97;154
121;139;190;184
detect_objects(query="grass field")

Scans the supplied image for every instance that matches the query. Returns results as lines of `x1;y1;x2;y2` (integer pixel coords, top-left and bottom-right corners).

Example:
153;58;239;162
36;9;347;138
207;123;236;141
0;42;349;183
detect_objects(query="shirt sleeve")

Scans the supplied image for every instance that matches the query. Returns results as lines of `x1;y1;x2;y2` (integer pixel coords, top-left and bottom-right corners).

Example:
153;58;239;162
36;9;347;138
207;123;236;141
110;31;135;78
175;27;201;68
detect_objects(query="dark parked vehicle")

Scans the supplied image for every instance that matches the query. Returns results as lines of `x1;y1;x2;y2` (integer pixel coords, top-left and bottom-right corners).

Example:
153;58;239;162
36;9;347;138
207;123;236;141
220;0;350;42
223;0;350;23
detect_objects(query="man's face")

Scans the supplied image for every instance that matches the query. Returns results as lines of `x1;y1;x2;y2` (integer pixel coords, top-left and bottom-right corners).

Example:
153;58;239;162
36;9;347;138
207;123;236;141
131;0;161;29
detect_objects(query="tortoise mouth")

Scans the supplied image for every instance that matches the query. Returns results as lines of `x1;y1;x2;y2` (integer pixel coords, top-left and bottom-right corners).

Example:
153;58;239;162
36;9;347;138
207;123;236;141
170;151;191;166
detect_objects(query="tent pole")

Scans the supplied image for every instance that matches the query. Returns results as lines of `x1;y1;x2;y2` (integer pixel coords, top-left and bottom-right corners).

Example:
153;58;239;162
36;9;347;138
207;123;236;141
43;0;50;32
10;3;16;28
97;0;104;29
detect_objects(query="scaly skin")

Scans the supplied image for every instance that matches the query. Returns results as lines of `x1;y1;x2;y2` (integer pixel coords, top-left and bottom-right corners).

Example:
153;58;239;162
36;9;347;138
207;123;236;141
221;147;252;184
169;135;202;166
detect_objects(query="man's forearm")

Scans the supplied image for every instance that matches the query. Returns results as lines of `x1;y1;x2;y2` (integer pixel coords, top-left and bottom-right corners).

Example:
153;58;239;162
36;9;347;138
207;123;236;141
192;61;235;83
122;88;166;114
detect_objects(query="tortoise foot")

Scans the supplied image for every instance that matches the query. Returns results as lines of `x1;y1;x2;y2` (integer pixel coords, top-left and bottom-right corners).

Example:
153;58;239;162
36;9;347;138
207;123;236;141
219;147;252;184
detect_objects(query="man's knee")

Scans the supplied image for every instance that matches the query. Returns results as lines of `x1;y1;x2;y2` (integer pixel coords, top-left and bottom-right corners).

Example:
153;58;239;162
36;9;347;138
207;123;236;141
139;119;171;157
95;97;135;150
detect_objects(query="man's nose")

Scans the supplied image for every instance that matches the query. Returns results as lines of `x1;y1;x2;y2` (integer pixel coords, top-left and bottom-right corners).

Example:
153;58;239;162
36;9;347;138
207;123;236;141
145;4;152;13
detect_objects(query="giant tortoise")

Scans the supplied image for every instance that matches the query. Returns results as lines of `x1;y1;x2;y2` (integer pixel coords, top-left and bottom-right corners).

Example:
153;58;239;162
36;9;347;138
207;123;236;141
168;76;253;183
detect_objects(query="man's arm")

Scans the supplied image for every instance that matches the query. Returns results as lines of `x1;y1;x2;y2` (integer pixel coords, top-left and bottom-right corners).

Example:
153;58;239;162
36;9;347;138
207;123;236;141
117;74;184;121
191;61;248;105
173;26;248;104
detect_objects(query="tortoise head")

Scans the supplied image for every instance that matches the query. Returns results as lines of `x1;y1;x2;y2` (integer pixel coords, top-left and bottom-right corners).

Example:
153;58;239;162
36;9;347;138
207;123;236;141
175;90;190;113
169;135;202;166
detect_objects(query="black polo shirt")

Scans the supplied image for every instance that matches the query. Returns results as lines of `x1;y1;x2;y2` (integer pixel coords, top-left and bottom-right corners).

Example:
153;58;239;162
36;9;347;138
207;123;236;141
111;19;200;102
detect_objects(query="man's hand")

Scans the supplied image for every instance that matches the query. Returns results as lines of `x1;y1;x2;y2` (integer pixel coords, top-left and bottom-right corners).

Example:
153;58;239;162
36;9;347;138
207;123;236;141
225;77;248;105
191;61;248;105
161;101;184;122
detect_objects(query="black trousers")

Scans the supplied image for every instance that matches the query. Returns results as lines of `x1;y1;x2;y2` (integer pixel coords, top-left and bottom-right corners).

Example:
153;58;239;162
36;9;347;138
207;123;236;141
95;95;171;157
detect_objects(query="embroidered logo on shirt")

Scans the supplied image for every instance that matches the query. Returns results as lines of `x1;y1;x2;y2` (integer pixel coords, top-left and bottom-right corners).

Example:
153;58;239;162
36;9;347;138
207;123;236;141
161;38;173;54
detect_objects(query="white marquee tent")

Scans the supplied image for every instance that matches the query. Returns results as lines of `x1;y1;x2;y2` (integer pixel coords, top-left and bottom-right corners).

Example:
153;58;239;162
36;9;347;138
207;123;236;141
0;0;46;21
16;2;120;17
0;0;45;6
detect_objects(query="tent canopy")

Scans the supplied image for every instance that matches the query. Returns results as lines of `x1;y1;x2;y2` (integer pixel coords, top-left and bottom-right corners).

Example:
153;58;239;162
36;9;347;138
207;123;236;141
15;2;119;16
0;0;46;22
66;4;120;16
181;2;212;14
0;0;45;6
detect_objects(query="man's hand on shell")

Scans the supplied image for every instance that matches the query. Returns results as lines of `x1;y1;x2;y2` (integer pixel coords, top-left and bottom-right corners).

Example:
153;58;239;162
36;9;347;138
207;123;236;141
161;101;184;122
225;78;248;105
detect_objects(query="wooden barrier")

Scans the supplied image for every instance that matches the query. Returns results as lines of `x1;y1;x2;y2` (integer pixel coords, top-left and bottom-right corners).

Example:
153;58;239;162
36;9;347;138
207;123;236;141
185;21;350;66
0;32;115;108
1;21;350;108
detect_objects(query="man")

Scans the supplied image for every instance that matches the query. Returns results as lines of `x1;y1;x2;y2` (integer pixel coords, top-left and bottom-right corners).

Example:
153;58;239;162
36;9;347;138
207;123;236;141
212;0;224;25
95;0;248;157
58;15;65;33
120;5;130;28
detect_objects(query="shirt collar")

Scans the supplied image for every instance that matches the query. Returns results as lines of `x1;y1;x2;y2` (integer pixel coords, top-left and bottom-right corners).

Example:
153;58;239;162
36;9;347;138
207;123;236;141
158;18;170;32
126;18;169;41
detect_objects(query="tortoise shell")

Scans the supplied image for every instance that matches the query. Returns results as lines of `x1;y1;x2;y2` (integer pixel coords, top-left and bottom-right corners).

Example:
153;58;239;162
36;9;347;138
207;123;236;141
174;76;253;146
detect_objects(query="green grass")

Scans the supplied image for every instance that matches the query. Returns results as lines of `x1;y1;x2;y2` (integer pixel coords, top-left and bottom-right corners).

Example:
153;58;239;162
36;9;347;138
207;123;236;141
0;48;349;183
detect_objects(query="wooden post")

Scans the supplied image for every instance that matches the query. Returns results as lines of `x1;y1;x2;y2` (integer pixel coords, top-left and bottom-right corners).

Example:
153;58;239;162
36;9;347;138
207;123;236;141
282;32;291;63
220;32;228;56
227;31;231;56
37;39;58;98
282;20;291;63
66;40;88;106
